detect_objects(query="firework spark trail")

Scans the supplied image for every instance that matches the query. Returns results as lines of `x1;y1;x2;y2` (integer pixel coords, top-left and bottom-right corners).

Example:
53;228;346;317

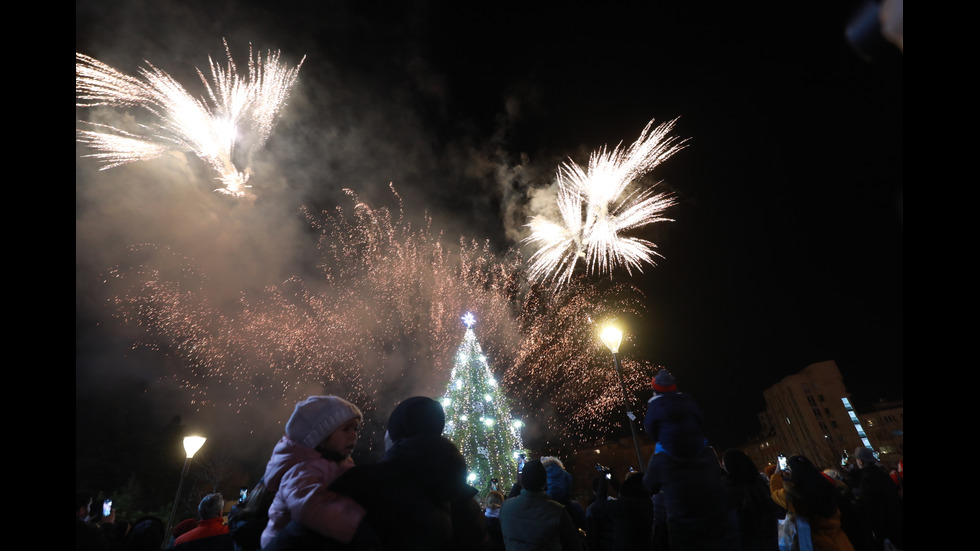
525;118;687;289
76;40;305;198
106;187;659;454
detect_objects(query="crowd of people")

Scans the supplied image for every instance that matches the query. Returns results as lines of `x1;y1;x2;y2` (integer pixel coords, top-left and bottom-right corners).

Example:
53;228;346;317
78;372;903;551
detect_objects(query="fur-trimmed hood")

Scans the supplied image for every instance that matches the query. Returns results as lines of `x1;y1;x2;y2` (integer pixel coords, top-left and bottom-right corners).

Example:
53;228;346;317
540;456;565;470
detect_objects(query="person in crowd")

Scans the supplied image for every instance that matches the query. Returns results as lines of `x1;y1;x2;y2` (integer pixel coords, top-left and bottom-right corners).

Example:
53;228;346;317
609;471;654;551
886;469;900;491
770;455;854;551
721;449;778;551
821;468;869;551
228;481;272;551
643;445;736;551
585;470;618;551
260;395;368;548
542;455;586;530
542;456;574;503
499;458;583;551
125;516;166;551
650;488;669;551
265;395;487;551
641;370;731;551
484;490;506;551
762;465;788;519
889;458;903;499
77;492;118;551
643;370;707;458
851;447;903;551
173;493;233;550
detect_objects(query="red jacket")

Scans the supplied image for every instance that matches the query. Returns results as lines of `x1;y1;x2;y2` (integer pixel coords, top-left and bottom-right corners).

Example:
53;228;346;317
174;517;229;546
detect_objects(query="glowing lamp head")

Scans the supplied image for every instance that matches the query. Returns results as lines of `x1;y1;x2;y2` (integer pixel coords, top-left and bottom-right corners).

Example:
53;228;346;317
182;436;207;458
600;325;623;354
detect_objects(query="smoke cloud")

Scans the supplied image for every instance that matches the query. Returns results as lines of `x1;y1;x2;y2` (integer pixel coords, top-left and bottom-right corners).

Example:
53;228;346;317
75;0;571;476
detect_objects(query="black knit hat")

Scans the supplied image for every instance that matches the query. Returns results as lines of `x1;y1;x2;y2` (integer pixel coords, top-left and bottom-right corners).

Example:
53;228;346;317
387;396;446;442
521;459;547;491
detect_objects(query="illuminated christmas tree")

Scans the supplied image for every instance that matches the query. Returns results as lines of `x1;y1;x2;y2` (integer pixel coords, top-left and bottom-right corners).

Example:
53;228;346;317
443;312;526;498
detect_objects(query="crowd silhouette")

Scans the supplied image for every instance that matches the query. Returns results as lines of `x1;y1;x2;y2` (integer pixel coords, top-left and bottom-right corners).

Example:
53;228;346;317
79;382;902;551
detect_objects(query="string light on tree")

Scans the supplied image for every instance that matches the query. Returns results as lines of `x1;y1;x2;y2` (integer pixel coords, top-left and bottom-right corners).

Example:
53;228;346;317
443;312;526;499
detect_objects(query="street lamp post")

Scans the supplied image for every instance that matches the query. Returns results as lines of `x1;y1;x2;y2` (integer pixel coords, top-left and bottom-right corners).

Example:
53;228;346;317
163;435;207;548
600;325;645;470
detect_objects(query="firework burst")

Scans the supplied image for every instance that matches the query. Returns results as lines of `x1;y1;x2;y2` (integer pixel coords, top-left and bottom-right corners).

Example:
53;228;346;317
525;118;687;289
105;187;659;455
76;40;305;198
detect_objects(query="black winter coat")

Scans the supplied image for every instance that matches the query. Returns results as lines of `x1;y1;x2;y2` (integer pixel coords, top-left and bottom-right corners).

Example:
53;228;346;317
264;434;487;551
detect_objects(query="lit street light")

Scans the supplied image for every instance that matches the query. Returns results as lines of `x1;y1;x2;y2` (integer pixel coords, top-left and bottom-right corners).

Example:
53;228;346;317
163;435;207;548
600;325;645;470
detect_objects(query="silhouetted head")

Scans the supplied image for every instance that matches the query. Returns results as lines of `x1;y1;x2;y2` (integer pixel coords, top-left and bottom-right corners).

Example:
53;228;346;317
486;490;505;510
853;446;877;465
521;459;547;491
198;493;224;520
722;448;761;482
386;396;446;442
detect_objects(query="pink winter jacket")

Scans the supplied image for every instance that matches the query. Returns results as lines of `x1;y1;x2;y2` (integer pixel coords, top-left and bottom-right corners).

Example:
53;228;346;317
260;436;366;548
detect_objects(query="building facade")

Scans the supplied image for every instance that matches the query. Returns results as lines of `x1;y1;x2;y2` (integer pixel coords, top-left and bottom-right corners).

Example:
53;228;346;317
742;360;903;472
856;399;903;466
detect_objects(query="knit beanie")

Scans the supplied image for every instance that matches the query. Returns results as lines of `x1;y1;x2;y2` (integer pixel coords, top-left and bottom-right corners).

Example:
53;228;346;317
651;370;677;393
286;395;363;449
521;459;547;491
386;396;446;442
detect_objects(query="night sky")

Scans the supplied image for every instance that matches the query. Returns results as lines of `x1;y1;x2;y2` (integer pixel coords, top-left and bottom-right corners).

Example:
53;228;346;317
76;0;902;484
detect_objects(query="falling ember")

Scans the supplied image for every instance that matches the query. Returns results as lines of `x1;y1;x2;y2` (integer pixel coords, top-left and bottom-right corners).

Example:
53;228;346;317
75;39;305;198
524;118;687;289
105;187;660;453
